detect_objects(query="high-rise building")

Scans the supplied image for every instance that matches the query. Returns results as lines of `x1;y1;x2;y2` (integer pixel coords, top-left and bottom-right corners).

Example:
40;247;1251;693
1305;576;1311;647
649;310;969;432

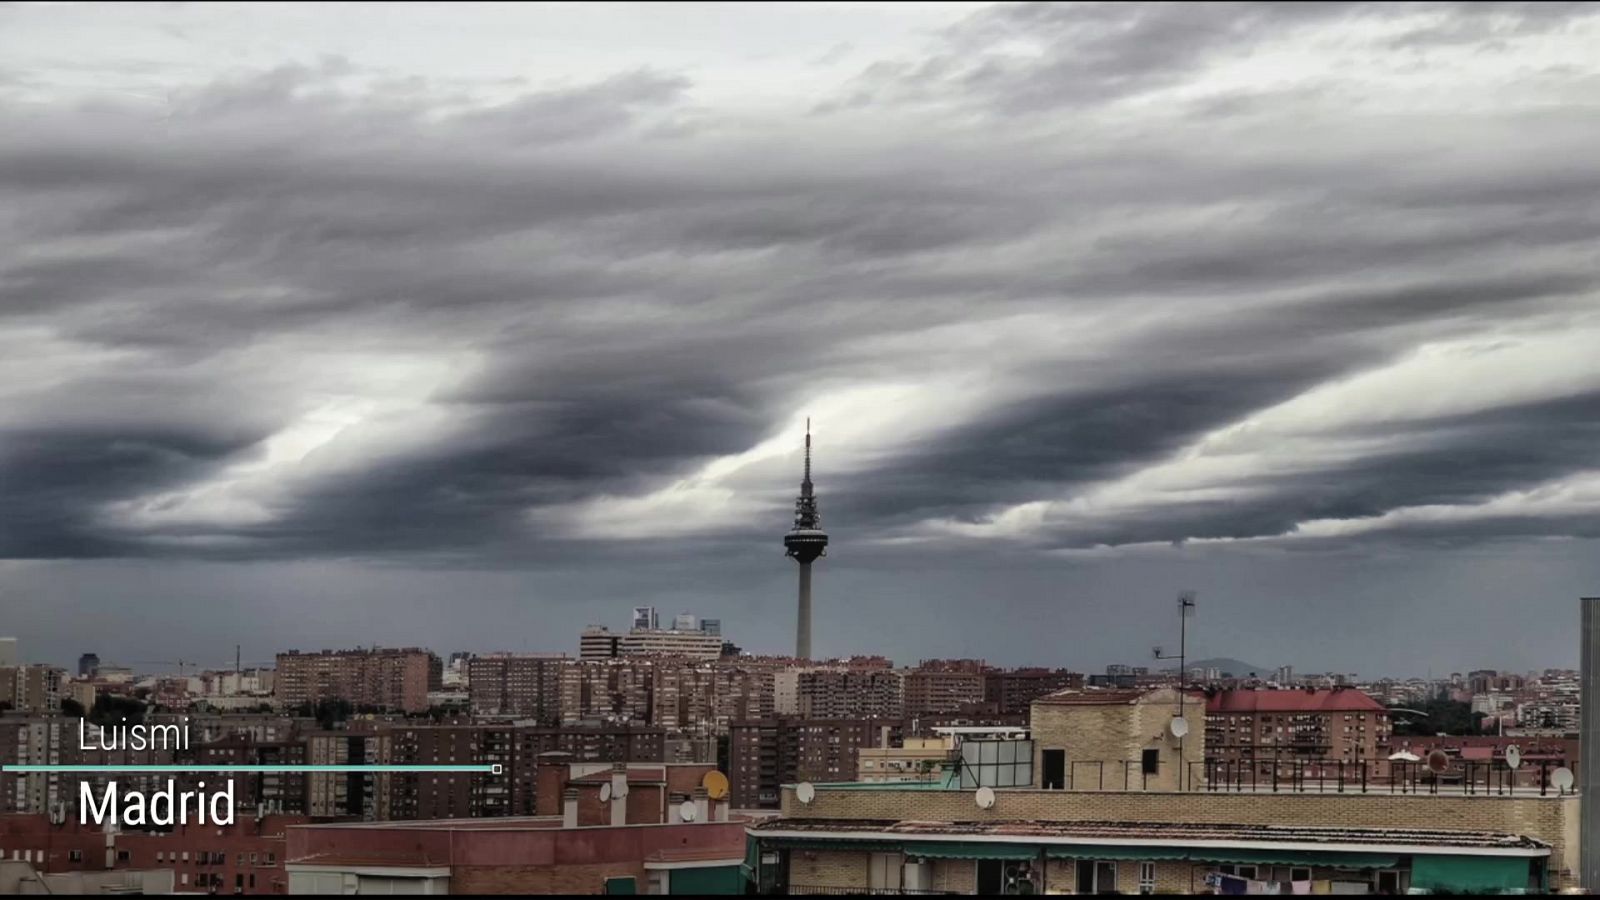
794;668;903;719
730;717;890;808
619;630;724;660
782;421;828;659
0;637;17;668
579;627;622;660
1204;688;1392;777
275;648;440;714
0;665;64;714
467;654;566;723
77;653;100;678
902;668;986;716
672;612;698;632
632;607;659;631
700;618;722;637
983;668;1085;715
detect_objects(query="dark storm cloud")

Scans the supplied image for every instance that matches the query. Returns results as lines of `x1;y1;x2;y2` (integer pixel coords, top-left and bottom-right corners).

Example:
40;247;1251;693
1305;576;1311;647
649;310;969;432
2;0;1599;574
833;1;1600;115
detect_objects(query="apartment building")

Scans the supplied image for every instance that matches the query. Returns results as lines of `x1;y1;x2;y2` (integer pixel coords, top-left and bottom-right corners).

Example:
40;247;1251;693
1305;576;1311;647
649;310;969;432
275;648;441;714
1205;687;1392;776
467;653;565;723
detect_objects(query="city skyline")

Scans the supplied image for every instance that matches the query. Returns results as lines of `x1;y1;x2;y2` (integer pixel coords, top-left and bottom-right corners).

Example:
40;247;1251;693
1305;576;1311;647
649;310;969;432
4;3;1600;675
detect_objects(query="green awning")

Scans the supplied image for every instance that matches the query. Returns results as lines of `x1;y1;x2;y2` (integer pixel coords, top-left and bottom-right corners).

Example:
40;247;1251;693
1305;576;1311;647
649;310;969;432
1045;847;1398;867
761;838;903;852
1411;855;1536;893
742;835;760;881
668;865;746;895
1186;850;1399;868
1046;846;1191;861
908;842;1041;861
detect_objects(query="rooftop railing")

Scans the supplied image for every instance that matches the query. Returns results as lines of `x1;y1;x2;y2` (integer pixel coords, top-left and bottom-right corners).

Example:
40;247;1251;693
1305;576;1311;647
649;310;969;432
1040;758;1577;796
1194;758;1576;796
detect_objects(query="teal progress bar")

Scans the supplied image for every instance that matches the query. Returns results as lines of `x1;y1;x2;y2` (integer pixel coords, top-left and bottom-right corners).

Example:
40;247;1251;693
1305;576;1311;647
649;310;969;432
2;765;499;773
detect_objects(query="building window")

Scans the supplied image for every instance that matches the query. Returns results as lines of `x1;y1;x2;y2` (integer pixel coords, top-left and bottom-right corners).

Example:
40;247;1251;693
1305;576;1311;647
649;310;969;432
1378;870;1401;894
1141;748;1160;776
1042;749;1066;789
869;853;904;892
69;850;83;863
1139;862;1156;894
1077;860;1117;894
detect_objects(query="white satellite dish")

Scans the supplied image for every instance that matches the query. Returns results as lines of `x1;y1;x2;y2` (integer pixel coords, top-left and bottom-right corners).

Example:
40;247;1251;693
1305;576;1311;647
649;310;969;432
975;786;996;809
796;782;816;804
1552;767;1575;791
599;783;612;802
1505;745;1522;770
679;800;698;822
1170;717;1189;738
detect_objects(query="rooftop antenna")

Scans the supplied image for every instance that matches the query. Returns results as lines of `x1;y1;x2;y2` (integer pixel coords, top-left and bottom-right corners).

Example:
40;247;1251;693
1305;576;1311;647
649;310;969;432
1153;591;1197;789
803;417;812;488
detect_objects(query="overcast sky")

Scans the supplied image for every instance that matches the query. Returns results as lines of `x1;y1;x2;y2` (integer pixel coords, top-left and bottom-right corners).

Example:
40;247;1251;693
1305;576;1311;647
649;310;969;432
4;2;1600;676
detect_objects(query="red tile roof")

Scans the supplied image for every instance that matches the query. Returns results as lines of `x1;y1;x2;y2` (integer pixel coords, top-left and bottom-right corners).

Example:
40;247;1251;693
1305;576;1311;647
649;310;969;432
571;767;668;785
1037;687;1205;706
1206;689;1385;714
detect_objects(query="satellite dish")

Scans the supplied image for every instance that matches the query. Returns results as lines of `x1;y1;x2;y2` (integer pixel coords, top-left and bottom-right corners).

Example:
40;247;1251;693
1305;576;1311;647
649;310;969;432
1505;745;1522;770
975;786;996;809
679;800;698;822
1169;717;1189;739
703;771;730;801
599;783;612;802
796;782;816;804
1552;767;1575;791
1426;750;1450;774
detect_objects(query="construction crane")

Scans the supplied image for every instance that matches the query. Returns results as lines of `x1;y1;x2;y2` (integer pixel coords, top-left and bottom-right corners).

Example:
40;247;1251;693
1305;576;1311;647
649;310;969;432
125;659;208;677
122;648;269;677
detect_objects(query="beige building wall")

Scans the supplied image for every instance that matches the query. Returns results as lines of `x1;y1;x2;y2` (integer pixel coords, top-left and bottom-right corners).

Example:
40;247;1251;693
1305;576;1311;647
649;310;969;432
1030;687;1205;792
776;786;1577;889
857;736;955;782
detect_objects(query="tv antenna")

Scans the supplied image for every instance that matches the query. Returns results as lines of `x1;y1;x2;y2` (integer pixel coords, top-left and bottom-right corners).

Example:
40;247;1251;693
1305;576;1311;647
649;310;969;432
1153;591;1197;788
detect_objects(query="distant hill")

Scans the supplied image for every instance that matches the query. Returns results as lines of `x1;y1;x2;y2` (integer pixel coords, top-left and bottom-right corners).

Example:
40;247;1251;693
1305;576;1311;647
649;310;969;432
1180;657;1275;678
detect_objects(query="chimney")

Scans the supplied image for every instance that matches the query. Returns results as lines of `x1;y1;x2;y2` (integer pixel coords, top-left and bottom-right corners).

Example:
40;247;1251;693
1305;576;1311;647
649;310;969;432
610;762;628;827
562;787;579;828
692;786;710;825
714;795;729;822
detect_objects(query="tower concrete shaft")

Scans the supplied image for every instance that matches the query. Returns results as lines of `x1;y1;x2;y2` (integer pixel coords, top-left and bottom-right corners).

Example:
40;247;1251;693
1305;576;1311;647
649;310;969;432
796;561;813;660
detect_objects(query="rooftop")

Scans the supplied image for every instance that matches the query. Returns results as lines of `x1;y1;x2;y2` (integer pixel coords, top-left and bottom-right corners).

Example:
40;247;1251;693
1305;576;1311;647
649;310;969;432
1035;687;1204;706
750;818;1550;855
1207;688;1386;714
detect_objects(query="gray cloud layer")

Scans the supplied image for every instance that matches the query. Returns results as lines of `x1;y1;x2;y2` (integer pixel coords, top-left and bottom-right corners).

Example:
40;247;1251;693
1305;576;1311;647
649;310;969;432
3;2;1600;669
